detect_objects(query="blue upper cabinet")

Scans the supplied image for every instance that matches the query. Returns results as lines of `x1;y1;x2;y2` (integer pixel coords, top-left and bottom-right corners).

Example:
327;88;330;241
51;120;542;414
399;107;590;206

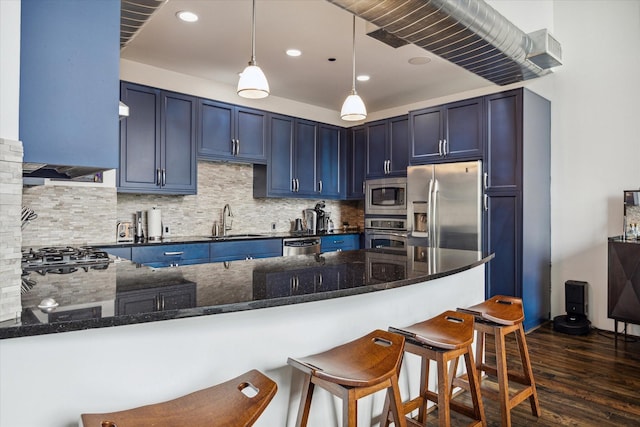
366;116;409;178
19;0;120;169
119;82;197;195
409;97;483;164
197;100;267;164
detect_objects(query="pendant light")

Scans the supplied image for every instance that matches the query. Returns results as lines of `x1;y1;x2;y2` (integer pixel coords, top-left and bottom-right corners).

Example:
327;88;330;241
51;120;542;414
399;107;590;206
237;0;269;99
341;15;367;121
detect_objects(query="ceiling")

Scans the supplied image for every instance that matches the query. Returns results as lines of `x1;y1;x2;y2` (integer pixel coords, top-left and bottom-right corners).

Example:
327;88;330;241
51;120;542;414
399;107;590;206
121;0;495;114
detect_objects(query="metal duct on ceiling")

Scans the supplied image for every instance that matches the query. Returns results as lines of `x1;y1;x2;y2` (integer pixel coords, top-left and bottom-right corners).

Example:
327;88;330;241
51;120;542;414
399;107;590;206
326;0;557;85
120;0;167;49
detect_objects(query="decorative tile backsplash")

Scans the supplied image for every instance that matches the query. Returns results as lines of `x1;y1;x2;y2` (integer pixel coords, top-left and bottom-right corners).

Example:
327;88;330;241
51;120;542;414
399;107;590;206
0;138;24;321
22;161;364;247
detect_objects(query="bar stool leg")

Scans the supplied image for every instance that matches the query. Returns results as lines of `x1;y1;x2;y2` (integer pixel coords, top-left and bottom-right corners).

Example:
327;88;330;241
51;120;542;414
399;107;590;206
462;346;486;425
494;327;511;427
417;354;431;424
436;352;452;427
296;374;315;427
515;324;541;417
344;388;357;426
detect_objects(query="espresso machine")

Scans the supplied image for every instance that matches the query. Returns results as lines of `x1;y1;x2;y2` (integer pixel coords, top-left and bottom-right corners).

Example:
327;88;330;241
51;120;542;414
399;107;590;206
314;201;328;233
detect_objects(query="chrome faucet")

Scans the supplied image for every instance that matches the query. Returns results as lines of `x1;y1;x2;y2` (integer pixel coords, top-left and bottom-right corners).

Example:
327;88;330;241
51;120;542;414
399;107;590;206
222;204;233;236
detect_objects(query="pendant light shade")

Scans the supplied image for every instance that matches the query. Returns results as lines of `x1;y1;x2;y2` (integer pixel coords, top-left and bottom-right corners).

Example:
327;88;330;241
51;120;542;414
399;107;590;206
341;15;366;121
238;0;269;99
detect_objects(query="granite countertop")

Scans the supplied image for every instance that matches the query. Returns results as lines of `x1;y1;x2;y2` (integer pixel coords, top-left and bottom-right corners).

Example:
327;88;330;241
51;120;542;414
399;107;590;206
1;246;493;339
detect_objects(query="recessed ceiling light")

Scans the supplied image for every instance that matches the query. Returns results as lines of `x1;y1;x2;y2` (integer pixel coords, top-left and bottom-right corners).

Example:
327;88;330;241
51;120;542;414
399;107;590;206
408;56;431;65
356;75;370;82
176;11;198;23
286;49;302;57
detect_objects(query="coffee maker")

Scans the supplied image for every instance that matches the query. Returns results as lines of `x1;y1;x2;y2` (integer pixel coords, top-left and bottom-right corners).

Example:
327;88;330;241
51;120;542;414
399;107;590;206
314;201;328;233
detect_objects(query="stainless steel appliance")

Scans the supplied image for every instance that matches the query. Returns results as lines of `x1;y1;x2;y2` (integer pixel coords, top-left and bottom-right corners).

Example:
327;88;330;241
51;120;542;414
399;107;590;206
21;246;112;293
364;217;408;253
407;161;482;250
303;209;317;234
282;237;321;256
365;177;407;216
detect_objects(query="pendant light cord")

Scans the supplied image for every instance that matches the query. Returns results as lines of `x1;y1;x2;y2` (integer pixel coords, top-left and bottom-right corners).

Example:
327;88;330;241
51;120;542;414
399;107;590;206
351;14;356;93
250;0;257;65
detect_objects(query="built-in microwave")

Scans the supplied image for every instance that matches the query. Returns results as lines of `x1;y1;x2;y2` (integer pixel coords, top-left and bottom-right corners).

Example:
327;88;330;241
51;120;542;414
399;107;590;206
365;177;407;216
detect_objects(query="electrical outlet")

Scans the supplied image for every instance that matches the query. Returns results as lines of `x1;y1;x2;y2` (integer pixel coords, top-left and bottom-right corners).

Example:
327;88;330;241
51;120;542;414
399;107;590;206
271;222;276;231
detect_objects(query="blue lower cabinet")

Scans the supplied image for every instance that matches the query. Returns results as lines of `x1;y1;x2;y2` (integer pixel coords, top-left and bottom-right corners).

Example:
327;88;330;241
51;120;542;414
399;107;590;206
131;244;210;267
320;234;360;253
210;239;282;263
116;282;196;315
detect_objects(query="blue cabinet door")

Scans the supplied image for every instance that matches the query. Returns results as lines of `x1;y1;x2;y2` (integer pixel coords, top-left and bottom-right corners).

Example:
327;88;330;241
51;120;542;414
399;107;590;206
236;107;267;163
321;234;360;253
161;91;197;193
256;114;294;197
347;126;366;199
366;120;388;178
119;83;162;191
19;0;119;170
132;243;209;267
388;116;409;175
197;99;235;160
210;239;282;263
317;124;343;198
294;119;319;196
410;106;442;164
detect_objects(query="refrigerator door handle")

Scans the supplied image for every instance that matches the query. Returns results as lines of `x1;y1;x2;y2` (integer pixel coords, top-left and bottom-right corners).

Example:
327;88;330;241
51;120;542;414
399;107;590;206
427;178;434;237
432;179;440;247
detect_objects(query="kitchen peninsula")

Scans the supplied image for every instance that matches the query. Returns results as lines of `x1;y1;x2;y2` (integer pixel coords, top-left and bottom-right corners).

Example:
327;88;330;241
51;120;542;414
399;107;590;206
1;245;492;427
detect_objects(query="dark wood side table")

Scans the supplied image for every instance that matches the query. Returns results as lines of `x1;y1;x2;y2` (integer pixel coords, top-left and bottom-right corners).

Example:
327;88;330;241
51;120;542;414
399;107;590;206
608;237;640;344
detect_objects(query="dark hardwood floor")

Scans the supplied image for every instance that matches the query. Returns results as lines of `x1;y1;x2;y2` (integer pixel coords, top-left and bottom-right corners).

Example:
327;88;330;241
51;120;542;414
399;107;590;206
425;322;640;426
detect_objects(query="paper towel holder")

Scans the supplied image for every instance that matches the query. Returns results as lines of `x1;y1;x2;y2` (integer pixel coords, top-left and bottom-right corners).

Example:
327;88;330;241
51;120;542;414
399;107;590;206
148;207;163;241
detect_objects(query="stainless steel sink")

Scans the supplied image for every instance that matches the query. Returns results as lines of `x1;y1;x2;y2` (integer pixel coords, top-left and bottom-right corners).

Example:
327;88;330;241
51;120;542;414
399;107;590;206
206;234;265;241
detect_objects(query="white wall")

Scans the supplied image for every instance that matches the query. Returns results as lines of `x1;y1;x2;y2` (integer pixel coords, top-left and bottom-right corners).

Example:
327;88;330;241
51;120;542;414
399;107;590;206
0;0;20;140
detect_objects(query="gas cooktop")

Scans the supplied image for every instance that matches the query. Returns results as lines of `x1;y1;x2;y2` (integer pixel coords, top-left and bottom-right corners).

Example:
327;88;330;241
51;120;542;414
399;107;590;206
21;246;112;275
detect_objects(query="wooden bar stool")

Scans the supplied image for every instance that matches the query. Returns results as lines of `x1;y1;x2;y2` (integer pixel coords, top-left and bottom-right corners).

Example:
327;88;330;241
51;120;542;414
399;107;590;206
455;296;541;427
80;369;277;427
287;329;407;427
385;310;485;427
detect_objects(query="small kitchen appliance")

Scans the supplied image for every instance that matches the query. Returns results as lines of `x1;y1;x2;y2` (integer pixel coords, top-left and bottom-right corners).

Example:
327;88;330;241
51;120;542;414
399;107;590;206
147;207;162;241
304;209;317;234
314;201;328;233
135;211;145;243
293;218;304;233
116;221;133;243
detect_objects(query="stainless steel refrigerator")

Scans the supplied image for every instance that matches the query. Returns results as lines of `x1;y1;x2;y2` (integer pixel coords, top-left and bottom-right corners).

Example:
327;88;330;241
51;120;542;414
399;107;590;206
407;161;482;250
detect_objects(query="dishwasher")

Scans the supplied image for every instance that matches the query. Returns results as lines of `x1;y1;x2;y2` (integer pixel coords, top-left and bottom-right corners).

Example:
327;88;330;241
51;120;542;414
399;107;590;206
282;237;321;256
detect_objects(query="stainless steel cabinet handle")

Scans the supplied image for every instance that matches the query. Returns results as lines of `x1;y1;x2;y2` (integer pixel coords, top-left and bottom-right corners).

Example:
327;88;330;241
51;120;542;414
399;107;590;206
291;179;295;192
483;172;488;190
318;180;323;193
163;251;184;256
231;139;235;156
296;179;300;192
362;181;365;194
318;273;323;287
438;140;443;156
156;168;162;186
484;194;488;211
443;139;448;155
235;139;240;156
162;169;166;186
